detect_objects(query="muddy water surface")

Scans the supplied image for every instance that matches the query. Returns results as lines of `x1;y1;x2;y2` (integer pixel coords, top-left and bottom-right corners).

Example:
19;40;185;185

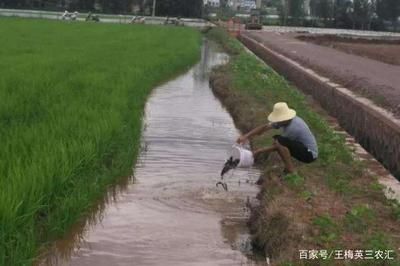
42;41;262;266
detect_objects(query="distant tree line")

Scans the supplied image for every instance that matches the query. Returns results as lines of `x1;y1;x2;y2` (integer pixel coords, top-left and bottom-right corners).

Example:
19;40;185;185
0;0;137;13
0;0;203;17
277;0;399;31
156;0;203;17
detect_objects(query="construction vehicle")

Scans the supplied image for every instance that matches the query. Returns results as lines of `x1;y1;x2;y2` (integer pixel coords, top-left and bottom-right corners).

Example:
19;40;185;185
164;16;184;26
245;8;262;30
86;12;100;22
130;16;146;24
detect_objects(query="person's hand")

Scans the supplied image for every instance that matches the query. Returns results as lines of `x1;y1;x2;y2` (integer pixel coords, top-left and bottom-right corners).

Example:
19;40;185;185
252;149;262;158
236;135;248;144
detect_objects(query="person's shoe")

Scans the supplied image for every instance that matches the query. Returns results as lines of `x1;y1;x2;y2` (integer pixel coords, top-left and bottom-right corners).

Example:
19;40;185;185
255;176;264;185
279;168;296;179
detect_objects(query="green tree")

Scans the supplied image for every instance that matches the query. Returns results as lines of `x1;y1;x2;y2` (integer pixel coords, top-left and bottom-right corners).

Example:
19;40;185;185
155;0;203;18
310;0;334;26
289;0;305;23
353;0;375;29
265;0;281;7
278;0;288;25
377;0;400;30
278;0;306;25
333;0;353;28
219;0;228;8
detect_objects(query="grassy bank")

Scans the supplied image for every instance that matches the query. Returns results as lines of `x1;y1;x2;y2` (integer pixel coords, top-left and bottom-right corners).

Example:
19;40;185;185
0;18;200;265
208;28;400;265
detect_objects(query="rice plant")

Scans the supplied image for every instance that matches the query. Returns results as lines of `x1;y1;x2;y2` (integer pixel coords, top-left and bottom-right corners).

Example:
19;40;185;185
0;18;200;265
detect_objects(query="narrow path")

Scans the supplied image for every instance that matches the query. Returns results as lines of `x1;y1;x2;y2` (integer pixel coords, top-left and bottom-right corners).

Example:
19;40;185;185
40;41;261;266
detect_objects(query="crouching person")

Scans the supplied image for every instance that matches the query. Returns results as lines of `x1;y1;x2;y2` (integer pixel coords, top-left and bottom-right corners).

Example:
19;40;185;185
237;102;318;174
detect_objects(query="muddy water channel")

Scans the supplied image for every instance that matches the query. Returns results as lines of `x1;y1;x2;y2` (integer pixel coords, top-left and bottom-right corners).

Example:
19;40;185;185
42;41;262;266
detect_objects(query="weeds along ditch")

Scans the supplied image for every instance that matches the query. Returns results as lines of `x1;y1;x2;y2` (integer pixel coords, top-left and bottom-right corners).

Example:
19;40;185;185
0;18;200;265
207;28;400;264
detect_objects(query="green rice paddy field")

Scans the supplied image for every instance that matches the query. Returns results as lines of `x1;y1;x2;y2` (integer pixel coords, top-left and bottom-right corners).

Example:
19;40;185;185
0;18;200;265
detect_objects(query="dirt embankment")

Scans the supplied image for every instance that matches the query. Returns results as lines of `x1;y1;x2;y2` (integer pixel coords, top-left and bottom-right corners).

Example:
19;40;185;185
207;28;400;264
211;62;400;265
297;34;400;66
210;65;399;264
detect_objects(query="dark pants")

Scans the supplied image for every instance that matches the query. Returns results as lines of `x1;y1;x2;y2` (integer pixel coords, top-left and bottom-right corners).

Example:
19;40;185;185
273;135;316;163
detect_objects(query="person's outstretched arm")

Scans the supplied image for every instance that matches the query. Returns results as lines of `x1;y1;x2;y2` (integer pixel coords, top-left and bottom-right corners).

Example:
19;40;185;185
237;124;272;144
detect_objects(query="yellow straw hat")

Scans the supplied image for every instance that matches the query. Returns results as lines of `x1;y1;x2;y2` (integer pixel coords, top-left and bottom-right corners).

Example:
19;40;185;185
267;102;296;123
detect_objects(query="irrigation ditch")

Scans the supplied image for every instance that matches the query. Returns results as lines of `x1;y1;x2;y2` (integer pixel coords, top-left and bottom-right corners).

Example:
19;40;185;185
208;27;400;263
38;40;264;265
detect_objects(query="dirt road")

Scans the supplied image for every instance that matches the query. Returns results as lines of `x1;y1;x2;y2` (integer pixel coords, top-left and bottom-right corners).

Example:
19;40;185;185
297;35;400;66
244;31;400;116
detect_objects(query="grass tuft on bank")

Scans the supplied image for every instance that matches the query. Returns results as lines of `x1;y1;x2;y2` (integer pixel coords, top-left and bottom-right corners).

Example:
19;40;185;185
208;28;399;265
0;18;200;265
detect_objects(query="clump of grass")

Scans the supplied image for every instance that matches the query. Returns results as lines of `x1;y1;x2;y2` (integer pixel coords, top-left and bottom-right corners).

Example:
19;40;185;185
364;232;392;253
283;173;304;188
313;214;339;246
370;180;385;192
324;169;354;195
206;27;243;55
344;205;375;233
362;233;399;265
300;190;313;201
0;18;200;265
389;199;400;220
